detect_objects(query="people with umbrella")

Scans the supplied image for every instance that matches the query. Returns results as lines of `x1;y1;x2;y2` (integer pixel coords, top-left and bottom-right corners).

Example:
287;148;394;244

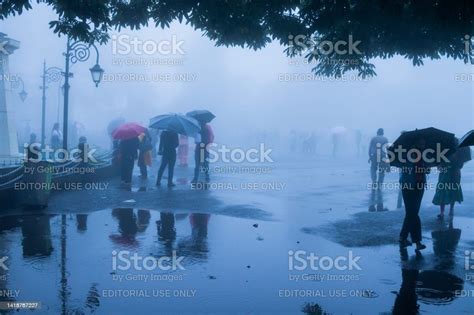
156;130;179;187
433;138;471;219
186;110;215;183
459;130;474;147
112;123;145;185
389;127;457;252
149;114;201;187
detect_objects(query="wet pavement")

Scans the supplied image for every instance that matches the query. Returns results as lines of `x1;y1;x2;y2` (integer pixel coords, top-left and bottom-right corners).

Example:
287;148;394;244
0;157;473;314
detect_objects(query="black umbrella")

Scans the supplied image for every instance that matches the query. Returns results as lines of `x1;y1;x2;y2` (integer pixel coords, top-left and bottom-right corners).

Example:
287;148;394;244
149;114;201;136
387;127;456;167
459;130;474;147
186;110;216;123
449;145;471;165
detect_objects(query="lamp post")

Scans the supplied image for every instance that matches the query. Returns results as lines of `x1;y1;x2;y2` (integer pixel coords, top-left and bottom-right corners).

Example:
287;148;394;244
10;76;27;102
40;61;63;148
62;38;104;150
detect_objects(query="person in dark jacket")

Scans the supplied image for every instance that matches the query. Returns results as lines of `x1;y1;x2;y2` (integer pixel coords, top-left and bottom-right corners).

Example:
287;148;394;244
368;128;389;188
192;123;215;183
156;130;179;187
399;138;429;252
120;137;139;184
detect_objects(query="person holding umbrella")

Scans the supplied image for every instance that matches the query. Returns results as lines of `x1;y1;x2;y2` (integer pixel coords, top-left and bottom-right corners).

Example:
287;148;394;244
398;138;430;251
156;130;179;187
112;123;146;185
149;113;201;187
389;127;457;252
433;139;470;219
186;110;215;183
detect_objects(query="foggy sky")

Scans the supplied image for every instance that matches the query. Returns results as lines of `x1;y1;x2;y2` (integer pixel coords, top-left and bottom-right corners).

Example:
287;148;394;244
1;3;472;148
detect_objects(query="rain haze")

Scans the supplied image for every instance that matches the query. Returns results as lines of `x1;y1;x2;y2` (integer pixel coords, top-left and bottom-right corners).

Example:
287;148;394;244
0;1;473;315
1;4;472;149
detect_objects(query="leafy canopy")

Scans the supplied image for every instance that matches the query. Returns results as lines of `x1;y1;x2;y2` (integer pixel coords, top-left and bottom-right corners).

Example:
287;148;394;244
1;0;472;77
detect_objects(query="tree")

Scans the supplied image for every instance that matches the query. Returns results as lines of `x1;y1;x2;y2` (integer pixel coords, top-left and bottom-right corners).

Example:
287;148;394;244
1;0;472;77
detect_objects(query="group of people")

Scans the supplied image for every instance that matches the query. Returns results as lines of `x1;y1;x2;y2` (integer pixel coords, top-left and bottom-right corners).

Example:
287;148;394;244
367;128;466;252
119;121;214;187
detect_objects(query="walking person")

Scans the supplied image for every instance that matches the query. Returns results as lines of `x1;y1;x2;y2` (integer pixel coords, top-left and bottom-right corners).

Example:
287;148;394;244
156;130;179;187
433;142;467;219
120;137;139;185
138;130;152;179
368;128;389;189
399;139;429;252
192;122;214;183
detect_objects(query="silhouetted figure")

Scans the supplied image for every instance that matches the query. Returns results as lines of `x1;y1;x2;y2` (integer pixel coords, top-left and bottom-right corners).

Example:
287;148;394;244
26;133;40;161
399;139;429;252
355;129;362;157
21;215;53;257
369;188;387;212
76;214;88;232
433;140;467;219
368;128;389;188
157;212;176;240
192;123;214;183
138;130;152;179
76;136;88;163
156;130;179;187
110;208;138;247
393;269;419;315
51;122;62;149
137;209;151;233
119;137;139;184
431;219;461;270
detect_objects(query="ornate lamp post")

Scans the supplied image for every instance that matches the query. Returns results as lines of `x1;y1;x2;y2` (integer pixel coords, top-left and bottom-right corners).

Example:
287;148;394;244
62;39;104;150
40;61;63;148
10;76;27;102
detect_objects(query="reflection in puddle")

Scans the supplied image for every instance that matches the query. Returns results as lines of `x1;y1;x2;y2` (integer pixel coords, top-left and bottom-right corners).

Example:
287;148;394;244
0;208;472;314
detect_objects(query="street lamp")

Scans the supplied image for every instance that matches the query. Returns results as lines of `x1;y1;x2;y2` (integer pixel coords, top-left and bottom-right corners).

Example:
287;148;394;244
11;76;27;102
89;64;104;87
19;89;27;102
62;38;104;150
40;61;63;148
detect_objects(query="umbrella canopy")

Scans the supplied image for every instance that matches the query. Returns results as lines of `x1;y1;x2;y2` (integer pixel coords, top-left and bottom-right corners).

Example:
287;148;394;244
186;110;216;123
331;126;347;134
459;130;474;147
149;114;201;136
112;122;146;140
450;145;472;165
388;127;456;168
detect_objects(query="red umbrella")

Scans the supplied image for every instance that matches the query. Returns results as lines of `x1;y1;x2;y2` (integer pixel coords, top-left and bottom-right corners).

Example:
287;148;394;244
112;122;145;140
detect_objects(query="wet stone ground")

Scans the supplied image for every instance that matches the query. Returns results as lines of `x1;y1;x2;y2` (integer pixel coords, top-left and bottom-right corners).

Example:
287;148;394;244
0;156;473;314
